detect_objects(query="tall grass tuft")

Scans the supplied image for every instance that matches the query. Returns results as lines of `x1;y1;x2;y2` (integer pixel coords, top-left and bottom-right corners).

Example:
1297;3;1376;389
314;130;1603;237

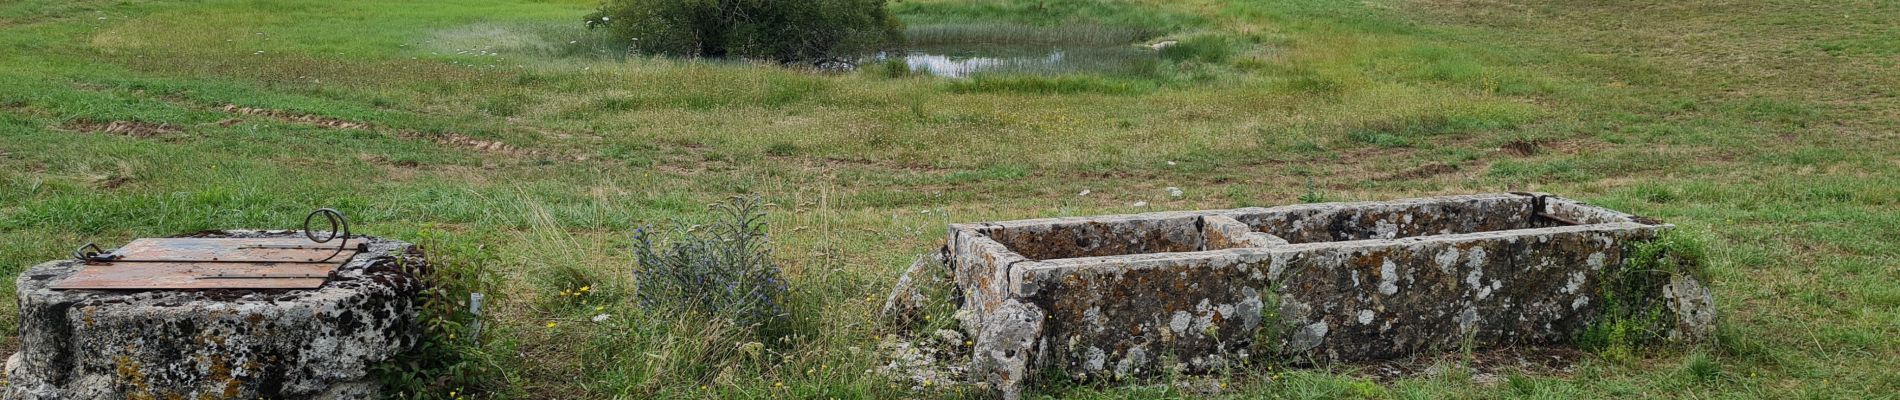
631;197;791;339
945;75;1153;95
1159;35;1237;64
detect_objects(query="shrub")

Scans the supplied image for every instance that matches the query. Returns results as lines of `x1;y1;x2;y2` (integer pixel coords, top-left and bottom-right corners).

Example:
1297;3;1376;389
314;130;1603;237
631;197;790;338
586;0;904;63
373;226;508;399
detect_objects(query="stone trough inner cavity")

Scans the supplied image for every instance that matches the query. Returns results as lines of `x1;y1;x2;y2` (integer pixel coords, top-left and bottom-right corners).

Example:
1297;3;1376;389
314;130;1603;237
6;231;424;400
947;193;1714;394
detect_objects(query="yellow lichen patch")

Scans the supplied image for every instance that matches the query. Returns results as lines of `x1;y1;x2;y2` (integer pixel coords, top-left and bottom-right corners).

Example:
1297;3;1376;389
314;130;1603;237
114;355;155;400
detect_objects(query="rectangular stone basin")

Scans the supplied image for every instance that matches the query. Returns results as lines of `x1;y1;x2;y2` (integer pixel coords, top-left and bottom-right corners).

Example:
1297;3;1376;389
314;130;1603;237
947;193;1713;388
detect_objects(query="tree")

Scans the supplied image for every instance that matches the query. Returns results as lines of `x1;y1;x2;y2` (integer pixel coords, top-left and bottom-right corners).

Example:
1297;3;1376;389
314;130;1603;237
587;0;904;63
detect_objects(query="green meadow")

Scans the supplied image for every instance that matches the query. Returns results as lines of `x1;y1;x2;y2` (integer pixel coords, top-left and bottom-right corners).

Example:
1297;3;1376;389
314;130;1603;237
2;0;1897;398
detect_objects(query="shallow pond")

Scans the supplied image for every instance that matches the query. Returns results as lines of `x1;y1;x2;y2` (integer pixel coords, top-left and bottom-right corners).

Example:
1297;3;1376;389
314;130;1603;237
884;23;1161;78
895;45;1159;78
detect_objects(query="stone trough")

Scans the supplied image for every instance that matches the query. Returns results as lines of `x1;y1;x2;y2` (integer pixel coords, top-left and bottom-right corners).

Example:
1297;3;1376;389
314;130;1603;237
944;193;1715;396
5;231;424;400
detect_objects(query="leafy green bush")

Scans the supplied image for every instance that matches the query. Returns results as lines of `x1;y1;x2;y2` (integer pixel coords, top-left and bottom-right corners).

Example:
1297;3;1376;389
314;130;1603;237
374;227;509;399
586;0;903;63
631;197;790;338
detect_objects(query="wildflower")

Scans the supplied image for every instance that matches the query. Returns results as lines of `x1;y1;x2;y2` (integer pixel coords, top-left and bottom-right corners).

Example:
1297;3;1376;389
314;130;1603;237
1166;187;1183;198
592;314;610;323
545;322;557;328
596;306;605;312
774;382;784;388
580;286;591;293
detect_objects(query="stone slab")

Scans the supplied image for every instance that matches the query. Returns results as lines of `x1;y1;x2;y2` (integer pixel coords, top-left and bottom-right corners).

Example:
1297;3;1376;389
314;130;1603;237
5;231;424;400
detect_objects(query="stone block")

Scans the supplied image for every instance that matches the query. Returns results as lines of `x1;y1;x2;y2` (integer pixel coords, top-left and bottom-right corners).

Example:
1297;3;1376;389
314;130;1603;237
943;193;1714;395
5;231;423;400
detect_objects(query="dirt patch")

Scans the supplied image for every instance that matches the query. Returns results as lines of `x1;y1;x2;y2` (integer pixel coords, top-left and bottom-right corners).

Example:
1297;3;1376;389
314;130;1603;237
428;131;537;157
1378;163;1461;181
1356;345;1586;383
218;104;585;161
221;104;370;130
63;120;178;137
1500;140;1542;157
89;174;134;189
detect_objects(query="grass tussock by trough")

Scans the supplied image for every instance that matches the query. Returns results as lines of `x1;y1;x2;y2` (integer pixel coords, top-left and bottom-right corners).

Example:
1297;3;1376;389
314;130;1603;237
0;0;1897;398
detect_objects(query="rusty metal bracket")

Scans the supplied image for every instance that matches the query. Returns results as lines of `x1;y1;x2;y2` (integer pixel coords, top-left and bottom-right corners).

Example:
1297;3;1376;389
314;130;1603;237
1514;192;1581;226
73;242;115;263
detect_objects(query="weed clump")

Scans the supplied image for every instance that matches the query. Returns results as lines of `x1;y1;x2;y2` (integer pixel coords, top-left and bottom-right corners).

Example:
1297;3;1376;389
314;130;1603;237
1579;229;1709;360
632;197;791;339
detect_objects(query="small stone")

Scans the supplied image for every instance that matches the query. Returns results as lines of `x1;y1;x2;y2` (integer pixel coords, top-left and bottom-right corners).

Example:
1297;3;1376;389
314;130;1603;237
881;255;936;327
1473;372;1503;387
933;329;965;346
973;300;1044;400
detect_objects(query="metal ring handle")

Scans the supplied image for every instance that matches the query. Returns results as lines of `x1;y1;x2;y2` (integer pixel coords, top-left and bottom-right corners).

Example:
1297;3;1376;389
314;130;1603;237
72;242;109;262
303;208;351;262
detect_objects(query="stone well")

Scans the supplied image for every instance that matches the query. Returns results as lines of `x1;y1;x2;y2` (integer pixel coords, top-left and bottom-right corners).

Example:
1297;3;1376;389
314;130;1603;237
944;193;1715;396
5;231;424;400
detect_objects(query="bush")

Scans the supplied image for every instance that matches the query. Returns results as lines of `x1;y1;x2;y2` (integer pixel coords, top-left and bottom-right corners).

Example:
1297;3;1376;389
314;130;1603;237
587;0;904;63
631;197;790;338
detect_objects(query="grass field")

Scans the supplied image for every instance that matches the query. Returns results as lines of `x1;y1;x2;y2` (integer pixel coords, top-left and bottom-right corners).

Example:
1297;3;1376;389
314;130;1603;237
2;0;1897;398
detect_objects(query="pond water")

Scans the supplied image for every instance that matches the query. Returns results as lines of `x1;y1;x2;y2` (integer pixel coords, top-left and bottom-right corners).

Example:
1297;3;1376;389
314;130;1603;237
890;44;1159;78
